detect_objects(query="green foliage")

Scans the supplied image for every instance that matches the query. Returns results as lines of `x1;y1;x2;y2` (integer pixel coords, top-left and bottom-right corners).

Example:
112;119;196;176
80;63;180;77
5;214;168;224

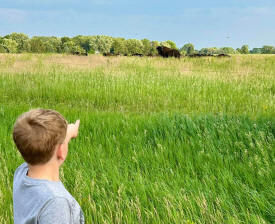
149;41;159;56
4;32;29;53
88;35;113;54
0;45;6;53
74;45;86;54
181;43;195;55
166;40;177;49
0;32;275;55
220;47;236;54
160;40;177;49
29;37;46;53
62;41;77;54
125;39;143;55
240;45;249;54
44;37;62;53
61;37;71;44
27;36;63;53
141;39;151;55
0;38;18;53
199;47;219;55
111;38;127;55
21;40;31;52
250;48;262;54
0;37;7;53
62;40;85;54
262;45;275;54
72;35;90;53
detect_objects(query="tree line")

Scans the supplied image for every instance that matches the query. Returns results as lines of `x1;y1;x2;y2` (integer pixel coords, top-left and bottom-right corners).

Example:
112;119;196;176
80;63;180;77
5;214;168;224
0;33;274;55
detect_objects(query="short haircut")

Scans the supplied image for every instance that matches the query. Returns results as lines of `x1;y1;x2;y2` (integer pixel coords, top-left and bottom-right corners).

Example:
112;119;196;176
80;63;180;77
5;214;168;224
13;109;68;165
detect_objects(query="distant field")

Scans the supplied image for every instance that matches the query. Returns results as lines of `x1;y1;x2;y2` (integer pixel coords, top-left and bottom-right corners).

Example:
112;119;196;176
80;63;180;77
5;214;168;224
0;54;274;223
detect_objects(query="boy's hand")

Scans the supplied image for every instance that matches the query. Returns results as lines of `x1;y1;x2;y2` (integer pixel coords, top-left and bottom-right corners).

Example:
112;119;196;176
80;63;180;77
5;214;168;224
67;120;80;140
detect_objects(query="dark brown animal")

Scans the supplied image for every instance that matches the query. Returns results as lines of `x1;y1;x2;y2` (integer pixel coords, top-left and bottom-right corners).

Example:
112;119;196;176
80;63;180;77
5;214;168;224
73;52;88;56
132;53;143;57
188;54;202;58
188;53;214;58
103;53;119;56
156;46;181;58
217;54;231;57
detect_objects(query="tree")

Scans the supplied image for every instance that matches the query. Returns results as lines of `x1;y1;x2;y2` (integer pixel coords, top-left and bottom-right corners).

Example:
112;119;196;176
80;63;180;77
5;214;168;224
199;47;219;55
240;45;249;54
179;49;187;55
61;37;72;53
0;37;5;52
29;37;46;53
88;35;113;54
62;41;76;54
219;47;236;54
0;45;6;53
111;38;127;55
4;32;29;52
125;39;143;55
149;41;159;56
73;45;86;54
160;40;177;49
181;43;195;55
3;31;274;56
0;38;18;53
44;37;62;53
61;37;71;44
141;39;151;55
262;45;275;54
62;41;85;54
72;36;87;52
250;48;262;54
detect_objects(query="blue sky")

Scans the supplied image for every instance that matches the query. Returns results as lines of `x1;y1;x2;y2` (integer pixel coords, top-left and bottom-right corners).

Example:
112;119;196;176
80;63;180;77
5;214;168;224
0;0;274;49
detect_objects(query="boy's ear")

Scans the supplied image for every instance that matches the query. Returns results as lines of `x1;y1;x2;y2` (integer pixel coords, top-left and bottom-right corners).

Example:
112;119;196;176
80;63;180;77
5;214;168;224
56;144;64;161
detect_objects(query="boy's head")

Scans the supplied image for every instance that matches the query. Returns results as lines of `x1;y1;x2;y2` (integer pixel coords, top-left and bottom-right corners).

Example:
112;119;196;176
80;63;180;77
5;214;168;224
13;109;68;165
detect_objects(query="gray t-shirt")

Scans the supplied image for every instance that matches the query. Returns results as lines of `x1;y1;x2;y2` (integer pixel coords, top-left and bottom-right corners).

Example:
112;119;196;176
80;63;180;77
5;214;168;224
13;163;85;224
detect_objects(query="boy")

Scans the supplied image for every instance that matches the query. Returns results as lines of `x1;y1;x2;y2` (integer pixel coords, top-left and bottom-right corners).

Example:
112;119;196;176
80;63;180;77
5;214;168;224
12;108;85;224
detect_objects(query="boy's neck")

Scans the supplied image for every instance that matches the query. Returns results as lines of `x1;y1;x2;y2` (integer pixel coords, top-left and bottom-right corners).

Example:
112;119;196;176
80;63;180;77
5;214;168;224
27;162;60;182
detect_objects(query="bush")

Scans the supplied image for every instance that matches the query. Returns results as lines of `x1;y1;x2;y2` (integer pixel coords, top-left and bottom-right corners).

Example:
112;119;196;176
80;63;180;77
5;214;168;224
0;38;18;53
125;39;143;55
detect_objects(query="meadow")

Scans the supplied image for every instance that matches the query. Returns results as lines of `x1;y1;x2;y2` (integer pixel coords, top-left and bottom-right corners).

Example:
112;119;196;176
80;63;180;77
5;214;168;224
0;54;274;223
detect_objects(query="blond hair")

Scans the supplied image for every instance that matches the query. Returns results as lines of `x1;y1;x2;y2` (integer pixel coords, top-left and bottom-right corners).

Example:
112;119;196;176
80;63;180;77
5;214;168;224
13;109;68;165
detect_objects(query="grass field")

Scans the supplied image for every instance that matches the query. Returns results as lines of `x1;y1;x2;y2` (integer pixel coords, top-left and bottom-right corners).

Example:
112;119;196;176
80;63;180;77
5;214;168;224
0;54;274;223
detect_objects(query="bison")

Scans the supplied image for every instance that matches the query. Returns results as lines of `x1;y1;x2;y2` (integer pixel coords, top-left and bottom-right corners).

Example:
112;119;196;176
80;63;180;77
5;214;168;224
73;52;88;56
216;54;231;57
103;53;119;56
188;53;214;58
132;53;143;57
156;46;181;58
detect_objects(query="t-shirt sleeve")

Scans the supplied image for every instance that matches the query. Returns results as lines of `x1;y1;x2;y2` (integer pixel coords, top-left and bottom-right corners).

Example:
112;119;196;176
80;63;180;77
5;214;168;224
38;197;72;224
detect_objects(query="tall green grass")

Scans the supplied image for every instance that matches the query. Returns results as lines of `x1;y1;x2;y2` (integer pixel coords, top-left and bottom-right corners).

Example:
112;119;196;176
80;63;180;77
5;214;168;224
0;54;274;223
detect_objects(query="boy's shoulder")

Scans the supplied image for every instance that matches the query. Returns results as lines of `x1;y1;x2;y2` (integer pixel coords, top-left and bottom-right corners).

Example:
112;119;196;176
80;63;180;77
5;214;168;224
13;163;85;223
16;161;27;170
17;162;28;170
14;162;28;174
13;163;65;197
13;162;28;183
13;162;81;205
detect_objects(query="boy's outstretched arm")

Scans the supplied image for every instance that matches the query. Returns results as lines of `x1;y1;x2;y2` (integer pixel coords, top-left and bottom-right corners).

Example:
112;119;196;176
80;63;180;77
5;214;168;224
65;119;80;143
